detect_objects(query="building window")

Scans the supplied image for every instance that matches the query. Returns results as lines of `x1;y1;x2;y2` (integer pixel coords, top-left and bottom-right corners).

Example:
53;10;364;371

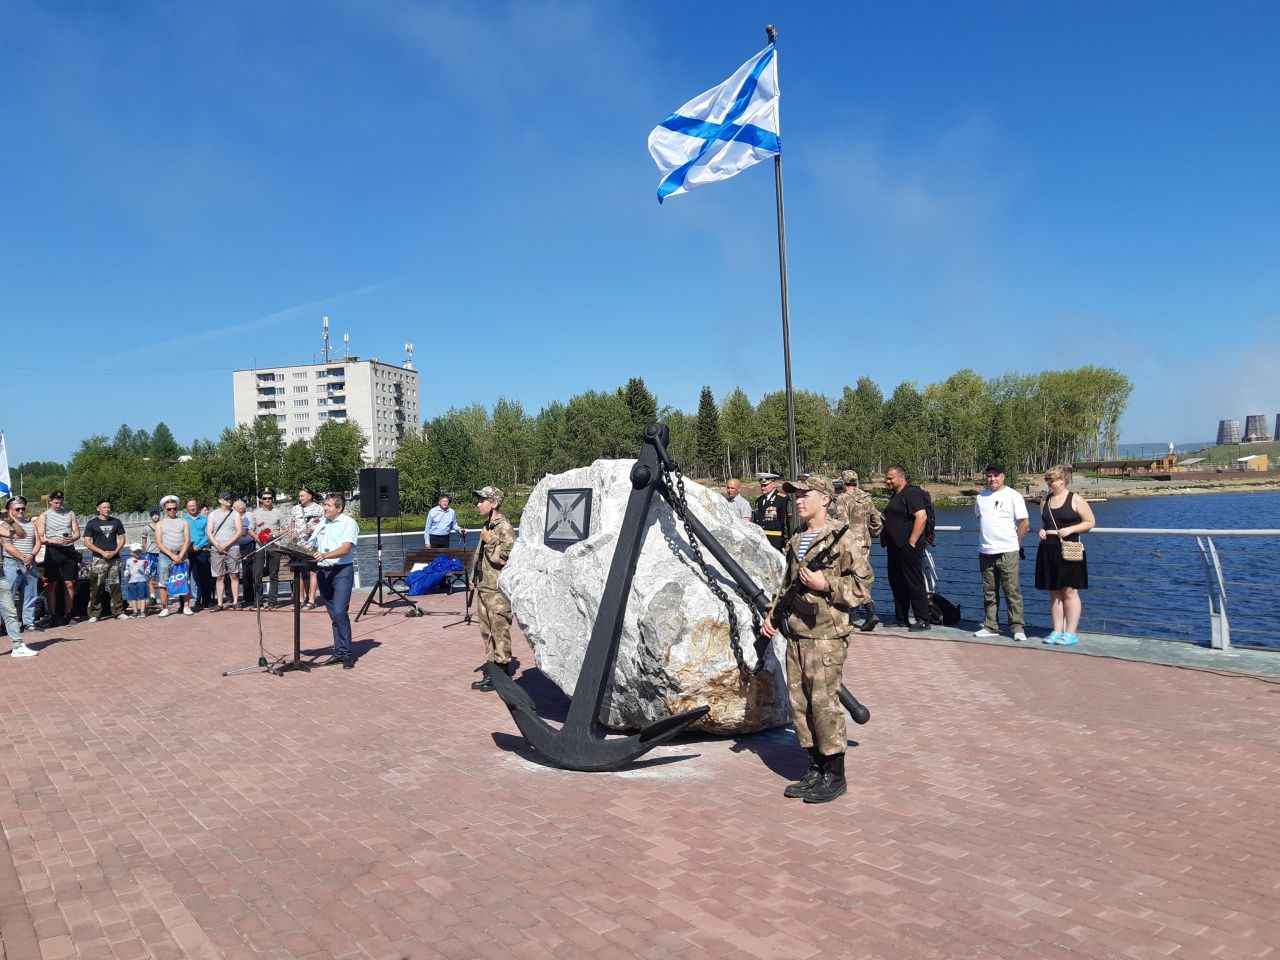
294;399;309;407
275;415;286;423
275;373;285;381
292;372;308;379
293;413;308;421
297;426;311;435
292;386;308;394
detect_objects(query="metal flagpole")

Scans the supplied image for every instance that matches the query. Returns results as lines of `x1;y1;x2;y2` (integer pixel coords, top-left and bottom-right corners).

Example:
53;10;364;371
766;24;799;481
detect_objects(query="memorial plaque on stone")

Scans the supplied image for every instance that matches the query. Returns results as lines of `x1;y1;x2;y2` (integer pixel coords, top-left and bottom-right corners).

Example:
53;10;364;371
543;487;592;549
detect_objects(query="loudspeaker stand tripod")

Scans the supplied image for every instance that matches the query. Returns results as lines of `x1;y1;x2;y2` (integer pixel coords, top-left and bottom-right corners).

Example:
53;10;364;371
356;516;422;620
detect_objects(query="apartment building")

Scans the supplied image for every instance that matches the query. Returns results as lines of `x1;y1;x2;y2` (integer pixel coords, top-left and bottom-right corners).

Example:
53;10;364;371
232;358;420;464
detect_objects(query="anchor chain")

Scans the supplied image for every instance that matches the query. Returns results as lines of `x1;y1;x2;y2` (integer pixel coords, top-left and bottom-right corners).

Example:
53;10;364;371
660;464;770;678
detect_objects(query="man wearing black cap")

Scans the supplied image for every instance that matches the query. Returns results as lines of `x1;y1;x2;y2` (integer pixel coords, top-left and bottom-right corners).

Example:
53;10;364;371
83;498;128;622
973;464;1029;641
207;492;243;611
249;488;286;607
752;472;794;551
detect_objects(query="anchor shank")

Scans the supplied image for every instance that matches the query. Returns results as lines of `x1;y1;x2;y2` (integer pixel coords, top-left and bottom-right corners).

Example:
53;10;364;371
562;429;664;733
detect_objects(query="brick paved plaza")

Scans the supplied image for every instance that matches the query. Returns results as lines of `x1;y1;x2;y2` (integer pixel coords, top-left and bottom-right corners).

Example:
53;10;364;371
1;594;1277;960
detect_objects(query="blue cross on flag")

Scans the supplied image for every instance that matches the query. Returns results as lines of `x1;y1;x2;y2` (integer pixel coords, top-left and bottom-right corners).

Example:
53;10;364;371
648;44;780;203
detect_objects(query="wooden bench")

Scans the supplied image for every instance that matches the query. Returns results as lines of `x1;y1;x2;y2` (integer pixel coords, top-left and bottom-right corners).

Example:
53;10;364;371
390;547;472;595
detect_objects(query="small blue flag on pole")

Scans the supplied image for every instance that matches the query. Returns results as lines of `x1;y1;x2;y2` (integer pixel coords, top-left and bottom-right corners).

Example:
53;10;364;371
0;432;11;496
648;44;781;203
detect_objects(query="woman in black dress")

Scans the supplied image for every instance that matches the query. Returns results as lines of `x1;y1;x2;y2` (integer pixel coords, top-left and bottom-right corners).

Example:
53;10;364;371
1035;464;1096;645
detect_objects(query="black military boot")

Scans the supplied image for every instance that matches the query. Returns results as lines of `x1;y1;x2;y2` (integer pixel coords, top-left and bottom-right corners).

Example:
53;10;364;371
859;601;880;632
783;747;824;799
470;664;495;691
803;753;848;804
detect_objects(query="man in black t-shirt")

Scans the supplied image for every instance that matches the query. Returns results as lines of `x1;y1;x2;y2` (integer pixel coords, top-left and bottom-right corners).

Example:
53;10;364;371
880;467;931;631
83;498;127;621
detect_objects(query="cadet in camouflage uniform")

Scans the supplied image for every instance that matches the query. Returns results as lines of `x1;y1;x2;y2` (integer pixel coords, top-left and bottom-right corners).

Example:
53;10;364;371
470;485;516;693
834;469;883;632
762;475;872;803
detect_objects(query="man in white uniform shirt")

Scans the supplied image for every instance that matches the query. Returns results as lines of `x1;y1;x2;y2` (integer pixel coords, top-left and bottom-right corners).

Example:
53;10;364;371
973;463;1029;641
309;494;360;669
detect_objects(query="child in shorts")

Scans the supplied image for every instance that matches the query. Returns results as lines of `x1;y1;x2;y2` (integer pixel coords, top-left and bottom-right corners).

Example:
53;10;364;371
124;544;149;617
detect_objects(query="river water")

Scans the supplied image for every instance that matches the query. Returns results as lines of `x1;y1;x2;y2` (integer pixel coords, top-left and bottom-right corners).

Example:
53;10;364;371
354;490;1280;650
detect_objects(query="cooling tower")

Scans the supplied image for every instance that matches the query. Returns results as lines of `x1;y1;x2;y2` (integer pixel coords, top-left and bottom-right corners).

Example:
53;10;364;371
1216;419;1242;445
1243;414;1269;443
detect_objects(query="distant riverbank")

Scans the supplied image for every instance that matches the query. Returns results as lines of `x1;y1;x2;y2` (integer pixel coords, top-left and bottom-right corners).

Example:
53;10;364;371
921;474;1280;506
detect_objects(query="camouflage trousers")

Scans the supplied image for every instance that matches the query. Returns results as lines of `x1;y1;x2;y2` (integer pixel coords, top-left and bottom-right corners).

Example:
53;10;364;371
478;588;513;665
786;633;848;756
87;556;123;619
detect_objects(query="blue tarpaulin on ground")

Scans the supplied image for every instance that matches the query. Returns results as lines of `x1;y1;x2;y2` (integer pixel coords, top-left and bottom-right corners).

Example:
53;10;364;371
405;556;465;595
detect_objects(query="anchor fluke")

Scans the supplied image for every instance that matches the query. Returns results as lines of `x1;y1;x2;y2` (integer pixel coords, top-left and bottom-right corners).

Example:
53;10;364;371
489;665;708;772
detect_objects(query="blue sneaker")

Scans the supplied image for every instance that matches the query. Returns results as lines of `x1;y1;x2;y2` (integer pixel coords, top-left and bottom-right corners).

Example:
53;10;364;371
1058;633;1080;646
1043;631;1063;644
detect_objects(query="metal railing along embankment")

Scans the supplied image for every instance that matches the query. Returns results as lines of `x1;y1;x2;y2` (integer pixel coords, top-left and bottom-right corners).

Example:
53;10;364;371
355;525;1280;652
924;525;1280;651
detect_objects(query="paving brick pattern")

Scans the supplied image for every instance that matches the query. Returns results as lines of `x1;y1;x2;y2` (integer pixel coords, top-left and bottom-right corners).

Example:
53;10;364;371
1;597;1278;959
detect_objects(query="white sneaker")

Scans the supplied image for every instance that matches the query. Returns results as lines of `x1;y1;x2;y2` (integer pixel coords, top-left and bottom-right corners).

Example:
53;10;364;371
1013;631;1028;642
11;644;38;658
88;617;99;624
116;613;130;621
159;608;171;618
182;607;194;616
973;627;999;638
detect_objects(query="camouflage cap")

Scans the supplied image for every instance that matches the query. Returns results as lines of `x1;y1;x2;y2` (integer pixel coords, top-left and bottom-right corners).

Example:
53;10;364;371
472;485;504;505
783;475;836;499
841;469;859;485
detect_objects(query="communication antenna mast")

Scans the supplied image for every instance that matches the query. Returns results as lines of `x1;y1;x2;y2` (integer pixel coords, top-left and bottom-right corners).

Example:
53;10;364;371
342;332;350;360
404;342;414;369
322;316;331;363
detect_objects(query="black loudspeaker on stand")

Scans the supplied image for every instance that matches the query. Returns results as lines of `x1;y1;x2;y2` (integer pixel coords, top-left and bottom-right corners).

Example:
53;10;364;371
356;467;422;620
359;468;399;518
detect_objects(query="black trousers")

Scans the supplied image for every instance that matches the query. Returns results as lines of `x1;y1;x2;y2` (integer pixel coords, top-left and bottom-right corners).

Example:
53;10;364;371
885;541;929;623
189;549;214;610
239;547;256;603
428;533;451;548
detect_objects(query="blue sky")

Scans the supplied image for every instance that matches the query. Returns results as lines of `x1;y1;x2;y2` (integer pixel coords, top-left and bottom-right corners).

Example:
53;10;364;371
3;1;1278;464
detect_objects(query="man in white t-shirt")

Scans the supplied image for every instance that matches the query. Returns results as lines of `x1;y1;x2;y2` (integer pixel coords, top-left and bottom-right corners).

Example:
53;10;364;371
973;463;1029;641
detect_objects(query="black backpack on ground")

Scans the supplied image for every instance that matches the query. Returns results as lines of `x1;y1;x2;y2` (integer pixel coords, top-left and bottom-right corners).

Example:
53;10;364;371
928;592;962;626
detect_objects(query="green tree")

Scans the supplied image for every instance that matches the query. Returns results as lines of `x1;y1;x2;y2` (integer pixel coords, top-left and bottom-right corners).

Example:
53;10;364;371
880;381;928;480
488;397;532;487
150;422;181;462
562;390;636;465
662;408;698;472
311;420;368;494
424;410;481;499
755;390;831;476
695;385;722;479
719;386;757;478
393;429;434;515
830;377;884;477
532;402;571;476
923;369;993;480
618;377;659;439
281;439;314;495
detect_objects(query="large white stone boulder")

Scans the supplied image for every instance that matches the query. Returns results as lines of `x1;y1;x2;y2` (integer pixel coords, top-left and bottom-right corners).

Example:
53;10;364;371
499;460;789;735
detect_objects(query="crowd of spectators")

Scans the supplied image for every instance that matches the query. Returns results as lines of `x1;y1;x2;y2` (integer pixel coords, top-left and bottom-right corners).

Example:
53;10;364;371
0;486;348;653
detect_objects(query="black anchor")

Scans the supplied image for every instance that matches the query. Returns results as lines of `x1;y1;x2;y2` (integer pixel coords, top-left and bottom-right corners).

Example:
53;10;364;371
487;423;867;772
487;424;709;771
